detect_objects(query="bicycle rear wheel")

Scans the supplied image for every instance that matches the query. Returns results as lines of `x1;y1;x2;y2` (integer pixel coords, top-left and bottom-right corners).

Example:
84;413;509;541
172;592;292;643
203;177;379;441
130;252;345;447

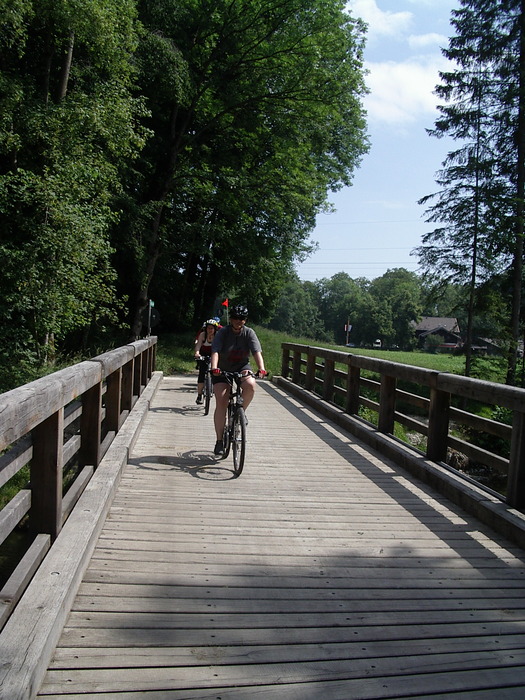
232;407;247;477
204;371;212;416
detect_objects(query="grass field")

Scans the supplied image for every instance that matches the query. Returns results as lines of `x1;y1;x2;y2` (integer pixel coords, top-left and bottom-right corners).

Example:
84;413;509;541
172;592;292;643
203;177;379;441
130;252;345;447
156;326;469;379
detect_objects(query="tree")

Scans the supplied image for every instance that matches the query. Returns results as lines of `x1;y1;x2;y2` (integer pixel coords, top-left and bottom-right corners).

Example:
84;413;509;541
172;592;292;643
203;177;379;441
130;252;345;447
369;269;422;349
0;0;145;378
119;0;369;336
268;275;331;341
416;0;525;384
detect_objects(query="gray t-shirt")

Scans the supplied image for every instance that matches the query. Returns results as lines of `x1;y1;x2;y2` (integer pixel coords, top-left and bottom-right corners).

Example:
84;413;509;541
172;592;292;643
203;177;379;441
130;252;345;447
211;325;262;372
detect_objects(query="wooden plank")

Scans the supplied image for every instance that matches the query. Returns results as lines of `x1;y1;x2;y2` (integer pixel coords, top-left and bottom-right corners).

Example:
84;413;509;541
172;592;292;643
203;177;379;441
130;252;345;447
0;436;32;489
0;490;31;547
0;534;50;630
48;634;525;668
38;651;525;694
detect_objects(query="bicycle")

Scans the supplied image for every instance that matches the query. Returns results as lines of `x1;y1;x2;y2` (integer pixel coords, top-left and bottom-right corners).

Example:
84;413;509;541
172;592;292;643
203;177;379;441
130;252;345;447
196;356;212;416
217;370;258;477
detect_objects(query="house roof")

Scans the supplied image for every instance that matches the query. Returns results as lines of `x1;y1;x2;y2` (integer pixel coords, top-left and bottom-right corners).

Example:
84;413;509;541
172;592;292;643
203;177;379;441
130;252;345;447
414;317;460;333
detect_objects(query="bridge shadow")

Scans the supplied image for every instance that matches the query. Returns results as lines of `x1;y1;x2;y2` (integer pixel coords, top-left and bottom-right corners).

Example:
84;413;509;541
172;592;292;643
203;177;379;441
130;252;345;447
77;533;525;696
257;381;525;571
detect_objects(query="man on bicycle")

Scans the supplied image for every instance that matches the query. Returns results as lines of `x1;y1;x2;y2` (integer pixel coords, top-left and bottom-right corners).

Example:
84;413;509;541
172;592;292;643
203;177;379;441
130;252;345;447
210;304;267;455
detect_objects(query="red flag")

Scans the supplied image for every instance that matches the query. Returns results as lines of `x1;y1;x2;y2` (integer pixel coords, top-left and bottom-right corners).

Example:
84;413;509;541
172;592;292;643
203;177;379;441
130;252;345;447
221;298;229;307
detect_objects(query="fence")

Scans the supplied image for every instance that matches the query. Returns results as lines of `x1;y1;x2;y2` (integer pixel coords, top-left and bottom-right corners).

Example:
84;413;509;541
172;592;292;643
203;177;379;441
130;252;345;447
281;343;525;513
0;337;157;629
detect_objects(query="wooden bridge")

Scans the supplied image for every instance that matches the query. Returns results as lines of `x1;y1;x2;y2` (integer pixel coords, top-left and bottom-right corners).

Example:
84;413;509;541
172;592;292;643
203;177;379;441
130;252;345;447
2;341;525;698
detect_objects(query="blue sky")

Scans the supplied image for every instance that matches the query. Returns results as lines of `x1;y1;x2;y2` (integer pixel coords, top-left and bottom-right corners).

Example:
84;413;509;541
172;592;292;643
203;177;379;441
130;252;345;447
295;0;460;282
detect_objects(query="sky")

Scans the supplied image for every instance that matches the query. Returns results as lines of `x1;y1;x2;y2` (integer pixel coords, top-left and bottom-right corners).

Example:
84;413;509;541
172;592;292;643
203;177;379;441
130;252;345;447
295;0;460;283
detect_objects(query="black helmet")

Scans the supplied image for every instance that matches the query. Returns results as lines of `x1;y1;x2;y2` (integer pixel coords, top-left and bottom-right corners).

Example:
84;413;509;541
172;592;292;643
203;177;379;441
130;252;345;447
230;304;248;320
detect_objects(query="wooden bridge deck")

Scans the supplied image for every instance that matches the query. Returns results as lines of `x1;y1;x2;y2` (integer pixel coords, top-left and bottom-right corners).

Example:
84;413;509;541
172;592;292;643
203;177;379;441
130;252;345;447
37;375;525;699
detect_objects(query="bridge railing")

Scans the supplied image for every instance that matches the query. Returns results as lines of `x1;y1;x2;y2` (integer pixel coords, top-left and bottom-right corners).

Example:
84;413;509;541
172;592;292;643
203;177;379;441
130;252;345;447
281;343;525;512
0;337;157;629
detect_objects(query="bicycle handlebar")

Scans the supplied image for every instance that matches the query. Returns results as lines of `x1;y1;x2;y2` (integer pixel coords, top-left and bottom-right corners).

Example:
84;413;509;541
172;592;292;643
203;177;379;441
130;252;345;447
212;369;267;380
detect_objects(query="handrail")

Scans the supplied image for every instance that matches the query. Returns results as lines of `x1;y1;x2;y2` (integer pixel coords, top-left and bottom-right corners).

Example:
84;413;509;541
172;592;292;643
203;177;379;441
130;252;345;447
281;342;525;512
0;337;157;629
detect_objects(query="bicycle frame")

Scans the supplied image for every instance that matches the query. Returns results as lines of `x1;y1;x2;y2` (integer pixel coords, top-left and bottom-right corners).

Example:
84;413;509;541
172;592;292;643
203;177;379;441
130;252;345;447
219;370;255;476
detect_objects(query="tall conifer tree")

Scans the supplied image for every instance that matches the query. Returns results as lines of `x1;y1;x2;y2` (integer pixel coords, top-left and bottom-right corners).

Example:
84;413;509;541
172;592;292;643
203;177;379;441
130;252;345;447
417;0;525;384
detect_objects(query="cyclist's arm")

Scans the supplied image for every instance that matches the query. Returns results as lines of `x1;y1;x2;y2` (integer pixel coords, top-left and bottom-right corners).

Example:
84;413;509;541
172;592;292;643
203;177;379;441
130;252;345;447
194;331;204;358
252;351;266;375
210;350;220;373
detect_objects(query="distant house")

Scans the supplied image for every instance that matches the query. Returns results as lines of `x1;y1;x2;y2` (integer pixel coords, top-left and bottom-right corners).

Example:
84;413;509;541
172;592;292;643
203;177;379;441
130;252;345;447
413;317;462;349
471;337;502;356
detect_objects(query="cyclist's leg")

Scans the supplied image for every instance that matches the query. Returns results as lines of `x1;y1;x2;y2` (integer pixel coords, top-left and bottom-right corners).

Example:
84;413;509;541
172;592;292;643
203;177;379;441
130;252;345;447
239;374;256;410
196;362;206;402
213;380;230;441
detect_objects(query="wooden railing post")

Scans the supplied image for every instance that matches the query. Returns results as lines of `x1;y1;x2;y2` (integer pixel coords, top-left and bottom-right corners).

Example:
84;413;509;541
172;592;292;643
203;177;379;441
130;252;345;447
281;346;290;378
292;350;302;385
378;375;396;434
30;409;64;540
323;358;335;402
426;376;450;463
141;350;148;387
305;352;316;392
79;383;102;468
345;364;360;415
149;344;156;377
133;353;142;399
508;410;525;509
105;368;122;433
122;358;134;412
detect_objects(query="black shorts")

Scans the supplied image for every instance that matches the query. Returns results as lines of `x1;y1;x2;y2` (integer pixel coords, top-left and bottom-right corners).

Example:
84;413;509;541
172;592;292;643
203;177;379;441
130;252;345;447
211;368;251;385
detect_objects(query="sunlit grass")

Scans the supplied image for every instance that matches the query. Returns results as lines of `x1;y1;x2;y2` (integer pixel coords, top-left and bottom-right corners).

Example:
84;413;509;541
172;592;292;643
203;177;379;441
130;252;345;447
156;326;471;378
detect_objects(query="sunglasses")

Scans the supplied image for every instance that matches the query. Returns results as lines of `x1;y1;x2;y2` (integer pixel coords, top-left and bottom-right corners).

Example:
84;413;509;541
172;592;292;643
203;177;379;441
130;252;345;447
230;316;246;320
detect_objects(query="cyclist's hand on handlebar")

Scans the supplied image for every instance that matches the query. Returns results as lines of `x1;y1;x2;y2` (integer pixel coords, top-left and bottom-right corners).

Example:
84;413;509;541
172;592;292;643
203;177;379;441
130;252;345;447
211;368;221;376
256;369;268;378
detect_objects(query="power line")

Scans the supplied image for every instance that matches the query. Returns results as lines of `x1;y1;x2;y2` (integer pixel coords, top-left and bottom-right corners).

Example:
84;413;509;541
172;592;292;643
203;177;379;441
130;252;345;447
315;219;421;224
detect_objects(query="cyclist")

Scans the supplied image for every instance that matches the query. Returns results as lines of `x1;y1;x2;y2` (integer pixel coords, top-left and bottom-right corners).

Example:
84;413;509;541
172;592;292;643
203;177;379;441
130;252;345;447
210;304;267;455
193;319;219;404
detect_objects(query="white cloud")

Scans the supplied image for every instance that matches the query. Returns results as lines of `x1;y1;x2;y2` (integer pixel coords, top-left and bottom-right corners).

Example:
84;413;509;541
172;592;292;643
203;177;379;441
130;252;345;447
408;32;447;50
347;0;413;39
364;56;447;126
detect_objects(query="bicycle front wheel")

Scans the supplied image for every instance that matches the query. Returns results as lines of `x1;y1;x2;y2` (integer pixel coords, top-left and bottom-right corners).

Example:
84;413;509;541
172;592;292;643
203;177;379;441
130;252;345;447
232;407;247;477
222;404;233;459
204;372;212;416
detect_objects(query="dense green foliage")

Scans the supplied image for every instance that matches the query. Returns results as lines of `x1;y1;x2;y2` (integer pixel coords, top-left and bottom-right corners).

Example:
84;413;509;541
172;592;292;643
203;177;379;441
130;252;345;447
3;1;525;393
0;0;369;390
267;269;423;349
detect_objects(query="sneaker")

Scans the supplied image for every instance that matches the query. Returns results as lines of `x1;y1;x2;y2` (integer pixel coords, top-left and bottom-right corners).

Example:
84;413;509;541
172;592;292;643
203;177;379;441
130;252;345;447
196;394;203;404
214;440;224;455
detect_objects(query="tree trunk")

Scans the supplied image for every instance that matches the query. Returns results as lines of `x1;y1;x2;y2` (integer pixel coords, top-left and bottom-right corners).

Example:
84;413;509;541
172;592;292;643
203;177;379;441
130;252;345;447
58;30;75;101
129;204;163;340
506;2;525;385
465;88;483;378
